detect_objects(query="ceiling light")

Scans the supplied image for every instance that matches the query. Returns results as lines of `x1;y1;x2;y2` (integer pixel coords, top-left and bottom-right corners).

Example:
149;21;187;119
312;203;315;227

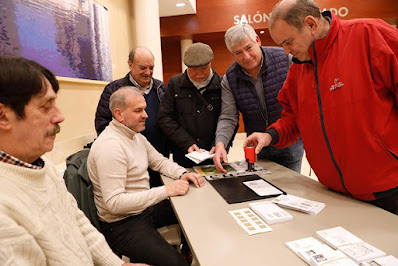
176;3;186;7
260;30;265;34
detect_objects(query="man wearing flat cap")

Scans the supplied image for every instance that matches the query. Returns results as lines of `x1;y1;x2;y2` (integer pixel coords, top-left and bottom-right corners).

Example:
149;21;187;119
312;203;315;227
158;42;223;167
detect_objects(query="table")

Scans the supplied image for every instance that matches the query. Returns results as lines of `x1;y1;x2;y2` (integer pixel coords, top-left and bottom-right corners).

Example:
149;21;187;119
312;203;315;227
162;161;398;265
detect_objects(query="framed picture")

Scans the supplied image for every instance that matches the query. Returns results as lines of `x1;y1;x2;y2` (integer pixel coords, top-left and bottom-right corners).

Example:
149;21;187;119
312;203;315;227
0;0;112;81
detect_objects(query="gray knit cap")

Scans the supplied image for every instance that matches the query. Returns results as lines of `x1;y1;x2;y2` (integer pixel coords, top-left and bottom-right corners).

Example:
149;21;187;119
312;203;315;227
183;42;214;67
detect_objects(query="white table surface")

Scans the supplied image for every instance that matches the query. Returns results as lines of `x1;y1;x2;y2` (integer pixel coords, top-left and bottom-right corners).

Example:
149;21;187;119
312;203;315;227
162;161;398;266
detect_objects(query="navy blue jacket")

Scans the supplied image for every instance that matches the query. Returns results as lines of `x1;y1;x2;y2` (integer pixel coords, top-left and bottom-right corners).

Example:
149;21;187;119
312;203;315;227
94;73;168;157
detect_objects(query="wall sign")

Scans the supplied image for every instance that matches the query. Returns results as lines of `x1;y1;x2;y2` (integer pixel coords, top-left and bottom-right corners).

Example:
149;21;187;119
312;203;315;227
233;7;349;25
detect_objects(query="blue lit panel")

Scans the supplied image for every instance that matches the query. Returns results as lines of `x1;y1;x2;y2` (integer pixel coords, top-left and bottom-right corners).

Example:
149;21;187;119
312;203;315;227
0;0;112;81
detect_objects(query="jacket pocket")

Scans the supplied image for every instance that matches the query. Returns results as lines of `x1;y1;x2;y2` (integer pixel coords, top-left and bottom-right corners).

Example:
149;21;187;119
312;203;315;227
174;93;194;114
376;137;398;161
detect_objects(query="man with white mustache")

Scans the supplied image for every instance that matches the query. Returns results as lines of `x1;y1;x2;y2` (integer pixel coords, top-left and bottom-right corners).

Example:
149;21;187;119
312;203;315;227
158;42;223;167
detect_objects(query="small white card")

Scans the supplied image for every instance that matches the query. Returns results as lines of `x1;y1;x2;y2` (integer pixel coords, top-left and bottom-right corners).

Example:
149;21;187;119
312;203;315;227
243;179;283;196
229;208;272;235
185;149;215;164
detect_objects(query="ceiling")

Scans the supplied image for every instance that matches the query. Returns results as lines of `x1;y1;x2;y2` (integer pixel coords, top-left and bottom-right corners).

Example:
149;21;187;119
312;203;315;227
158;0;196;17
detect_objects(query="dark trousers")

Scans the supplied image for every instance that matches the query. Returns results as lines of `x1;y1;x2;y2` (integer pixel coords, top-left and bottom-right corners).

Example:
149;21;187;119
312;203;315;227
99;200;187;266
258;138;304;173
368;188;398;215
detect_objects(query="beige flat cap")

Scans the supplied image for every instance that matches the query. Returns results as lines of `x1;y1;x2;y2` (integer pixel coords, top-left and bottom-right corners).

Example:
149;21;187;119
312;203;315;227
183;42;214;67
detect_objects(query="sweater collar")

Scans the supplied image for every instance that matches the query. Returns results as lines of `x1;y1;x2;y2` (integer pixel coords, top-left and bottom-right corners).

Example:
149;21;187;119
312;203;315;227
110;119;138;140
0;159;48;189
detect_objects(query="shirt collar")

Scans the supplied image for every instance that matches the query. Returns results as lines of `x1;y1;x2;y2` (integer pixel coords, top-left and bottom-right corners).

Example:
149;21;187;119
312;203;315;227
129;73;153;95
0;150;44;169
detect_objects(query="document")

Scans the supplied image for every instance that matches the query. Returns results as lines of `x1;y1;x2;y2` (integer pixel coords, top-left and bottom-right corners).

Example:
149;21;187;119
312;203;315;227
316;226;364;249
286;237;331;264
308;249;357;266
243;179;284;196
249;201;293;224
185;149;214;164
361;255;398;266
316;227;386;264
272;194;326;215
338;243;386;263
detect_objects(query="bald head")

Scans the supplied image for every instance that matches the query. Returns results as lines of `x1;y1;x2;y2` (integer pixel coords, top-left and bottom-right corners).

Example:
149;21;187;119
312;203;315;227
128;47;154;63
269;0;321;31
128;47;155;88
109;86;143;118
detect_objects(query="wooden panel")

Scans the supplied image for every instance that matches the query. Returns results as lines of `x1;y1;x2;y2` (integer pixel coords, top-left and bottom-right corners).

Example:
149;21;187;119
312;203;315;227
161;36;182;84
160;0;398;37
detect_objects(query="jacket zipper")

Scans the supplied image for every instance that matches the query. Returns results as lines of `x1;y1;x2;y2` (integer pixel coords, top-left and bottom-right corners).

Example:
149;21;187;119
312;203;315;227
312;43;352;197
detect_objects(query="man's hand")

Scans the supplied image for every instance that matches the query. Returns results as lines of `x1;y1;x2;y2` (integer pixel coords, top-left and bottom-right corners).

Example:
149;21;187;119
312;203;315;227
165;180;190;197
187;144;201;153
209;142;228;173
181;172;205;188
243;133;272;154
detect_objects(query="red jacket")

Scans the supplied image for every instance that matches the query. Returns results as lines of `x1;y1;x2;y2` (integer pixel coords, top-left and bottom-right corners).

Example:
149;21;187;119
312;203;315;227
270;12;398;201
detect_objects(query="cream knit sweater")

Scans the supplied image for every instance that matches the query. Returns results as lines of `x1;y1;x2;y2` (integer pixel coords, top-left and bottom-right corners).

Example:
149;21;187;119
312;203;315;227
87;119;186;223
0;158;124;266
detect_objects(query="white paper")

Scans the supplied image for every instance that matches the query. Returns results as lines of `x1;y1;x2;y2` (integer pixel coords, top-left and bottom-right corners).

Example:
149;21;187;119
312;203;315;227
286;237;328;264
272;194;326;215
185;149;215;164
316;226;363;249
243;179;283;196
249;202;293;224
339;243;386;263
309;250;357;266
361;255;398;266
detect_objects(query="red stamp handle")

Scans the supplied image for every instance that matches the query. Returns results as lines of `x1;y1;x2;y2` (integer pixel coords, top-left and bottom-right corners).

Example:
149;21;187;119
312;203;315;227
244;146;256;164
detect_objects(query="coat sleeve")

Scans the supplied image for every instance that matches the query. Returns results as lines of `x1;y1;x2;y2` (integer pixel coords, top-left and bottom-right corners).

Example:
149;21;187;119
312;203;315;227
268;67;301;148
368;21;398;102
158;79;196;152
215;75;240;147
95;83;115;135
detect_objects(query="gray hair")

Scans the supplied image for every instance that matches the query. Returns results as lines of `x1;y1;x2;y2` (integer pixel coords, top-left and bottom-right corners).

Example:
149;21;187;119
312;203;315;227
225;24;258;53
109;86;143;118
128;47;154;63
269;0;321;31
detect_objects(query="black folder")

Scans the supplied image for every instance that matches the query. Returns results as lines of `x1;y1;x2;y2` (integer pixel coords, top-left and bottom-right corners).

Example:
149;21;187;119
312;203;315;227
209;174;286;204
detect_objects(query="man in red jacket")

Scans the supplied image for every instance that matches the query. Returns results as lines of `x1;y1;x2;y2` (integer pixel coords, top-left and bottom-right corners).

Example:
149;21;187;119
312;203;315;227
245;0;398;214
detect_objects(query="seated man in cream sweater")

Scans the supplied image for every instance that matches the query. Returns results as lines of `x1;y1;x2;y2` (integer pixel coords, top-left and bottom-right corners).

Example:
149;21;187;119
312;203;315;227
87;86;204;266
0;57;142;266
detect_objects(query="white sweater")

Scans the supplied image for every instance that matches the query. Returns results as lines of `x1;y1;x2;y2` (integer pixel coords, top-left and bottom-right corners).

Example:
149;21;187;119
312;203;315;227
87;119;186;223
0;158;124;266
